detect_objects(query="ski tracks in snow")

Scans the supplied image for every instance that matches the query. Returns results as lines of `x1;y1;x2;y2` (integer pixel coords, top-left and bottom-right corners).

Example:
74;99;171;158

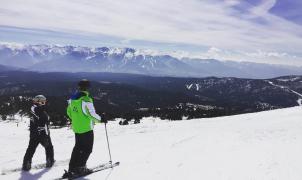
170;135;199;148
266;80;302;106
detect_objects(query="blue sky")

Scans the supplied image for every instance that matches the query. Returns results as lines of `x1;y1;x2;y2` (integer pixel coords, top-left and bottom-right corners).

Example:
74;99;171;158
0;0;302;65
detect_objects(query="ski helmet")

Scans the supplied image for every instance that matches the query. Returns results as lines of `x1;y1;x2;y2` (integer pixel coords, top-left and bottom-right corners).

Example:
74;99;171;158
78;79;91;90
33;95;47;103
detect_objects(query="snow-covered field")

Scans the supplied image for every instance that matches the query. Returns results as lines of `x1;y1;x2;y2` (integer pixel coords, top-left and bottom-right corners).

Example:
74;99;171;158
1;107;302;180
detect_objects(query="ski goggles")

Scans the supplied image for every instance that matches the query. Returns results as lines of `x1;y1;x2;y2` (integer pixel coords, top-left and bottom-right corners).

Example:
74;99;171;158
34;101;46;105
37;100;47;105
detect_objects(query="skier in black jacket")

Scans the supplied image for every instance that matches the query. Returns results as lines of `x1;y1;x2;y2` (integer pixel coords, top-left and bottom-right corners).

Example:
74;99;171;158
22;95;55;171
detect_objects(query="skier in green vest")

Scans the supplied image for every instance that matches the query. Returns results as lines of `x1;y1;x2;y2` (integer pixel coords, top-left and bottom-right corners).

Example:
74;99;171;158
63;79;107;178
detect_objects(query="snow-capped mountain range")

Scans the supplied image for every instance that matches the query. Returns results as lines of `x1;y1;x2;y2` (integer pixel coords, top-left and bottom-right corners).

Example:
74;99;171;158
1;43;302;78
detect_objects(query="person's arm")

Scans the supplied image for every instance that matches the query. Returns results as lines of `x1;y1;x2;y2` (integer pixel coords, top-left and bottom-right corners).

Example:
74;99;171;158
66;100;72;120
35;106;49;126
33;106;50;134
29;105;38;130
30;105;38;120
82;101;101;123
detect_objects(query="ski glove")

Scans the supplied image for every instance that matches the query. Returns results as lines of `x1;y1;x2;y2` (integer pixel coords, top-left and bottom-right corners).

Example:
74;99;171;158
101;118;108;124
101;113;108;124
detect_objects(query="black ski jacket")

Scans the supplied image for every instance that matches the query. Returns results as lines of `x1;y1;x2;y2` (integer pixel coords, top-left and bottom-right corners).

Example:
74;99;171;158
30;104;50;134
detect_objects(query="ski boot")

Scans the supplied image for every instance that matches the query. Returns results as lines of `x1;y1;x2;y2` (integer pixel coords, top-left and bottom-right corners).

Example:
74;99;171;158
76;165;92;174
22;161;31;171
62;170;74;179
62;166;92;179
46;158;55;168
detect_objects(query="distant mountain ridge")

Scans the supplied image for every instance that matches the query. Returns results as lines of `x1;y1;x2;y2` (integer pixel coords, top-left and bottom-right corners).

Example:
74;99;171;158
1;69;302;123
0;43;302;78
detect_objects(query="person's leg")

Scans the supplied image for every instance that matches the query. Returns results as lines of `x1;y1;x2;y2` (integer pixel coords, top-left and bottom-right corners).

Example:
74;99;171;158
68;131;94;173
62;131;93;177
79;130;94;167
40;132;55;167
68;133;82;172
22;133;39;170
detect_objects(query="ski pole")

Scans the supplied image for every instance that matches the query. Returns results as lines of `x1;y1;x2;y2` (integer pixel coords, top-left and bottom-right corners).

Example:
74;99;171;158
104;123;113;165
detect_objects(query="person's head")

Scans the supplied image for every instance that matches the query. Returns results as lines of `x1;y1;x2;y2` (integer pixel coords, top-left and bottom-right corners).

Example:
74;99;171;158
33;95;47;106
78;79;91;91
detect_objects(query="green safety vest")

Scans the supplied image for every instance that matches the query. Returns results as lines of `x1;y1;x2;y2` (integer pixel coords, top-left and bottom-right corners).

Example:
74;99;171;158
67;91;99;134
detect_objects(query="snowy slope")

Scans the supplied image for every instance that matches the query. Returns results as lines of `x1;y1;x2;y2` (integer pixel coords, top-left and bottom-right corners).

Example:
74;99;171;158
1;107;302;180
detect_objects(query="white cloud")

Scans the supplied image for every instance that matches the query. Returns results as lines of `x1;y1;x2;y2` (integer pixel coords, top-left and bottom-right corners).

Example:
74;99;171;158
0;0;302;65
250;0;277;16
224;0;241;6
191;47;302;66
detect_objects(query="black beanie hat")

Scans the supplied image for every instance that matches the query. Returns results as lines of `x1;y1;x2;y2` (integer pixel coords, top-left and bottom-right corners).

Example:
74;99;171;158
78;79;91;90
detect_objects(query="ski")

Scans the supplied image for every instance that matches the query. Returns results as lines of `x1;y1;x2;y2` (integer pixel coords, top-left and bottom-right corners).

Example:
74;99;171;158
1;159;69;175
56;161;120;180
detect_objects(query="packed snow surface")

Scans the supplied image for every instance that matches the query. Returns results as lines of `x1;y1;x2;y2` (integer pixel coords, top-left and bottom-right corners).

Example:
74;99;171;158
1;107;302;180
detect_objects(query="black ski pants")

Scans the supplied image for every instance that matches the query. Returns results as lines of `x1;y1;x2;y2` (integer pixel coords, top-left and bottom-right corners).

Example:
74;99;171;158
69;130;94;171
23;131;54;164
